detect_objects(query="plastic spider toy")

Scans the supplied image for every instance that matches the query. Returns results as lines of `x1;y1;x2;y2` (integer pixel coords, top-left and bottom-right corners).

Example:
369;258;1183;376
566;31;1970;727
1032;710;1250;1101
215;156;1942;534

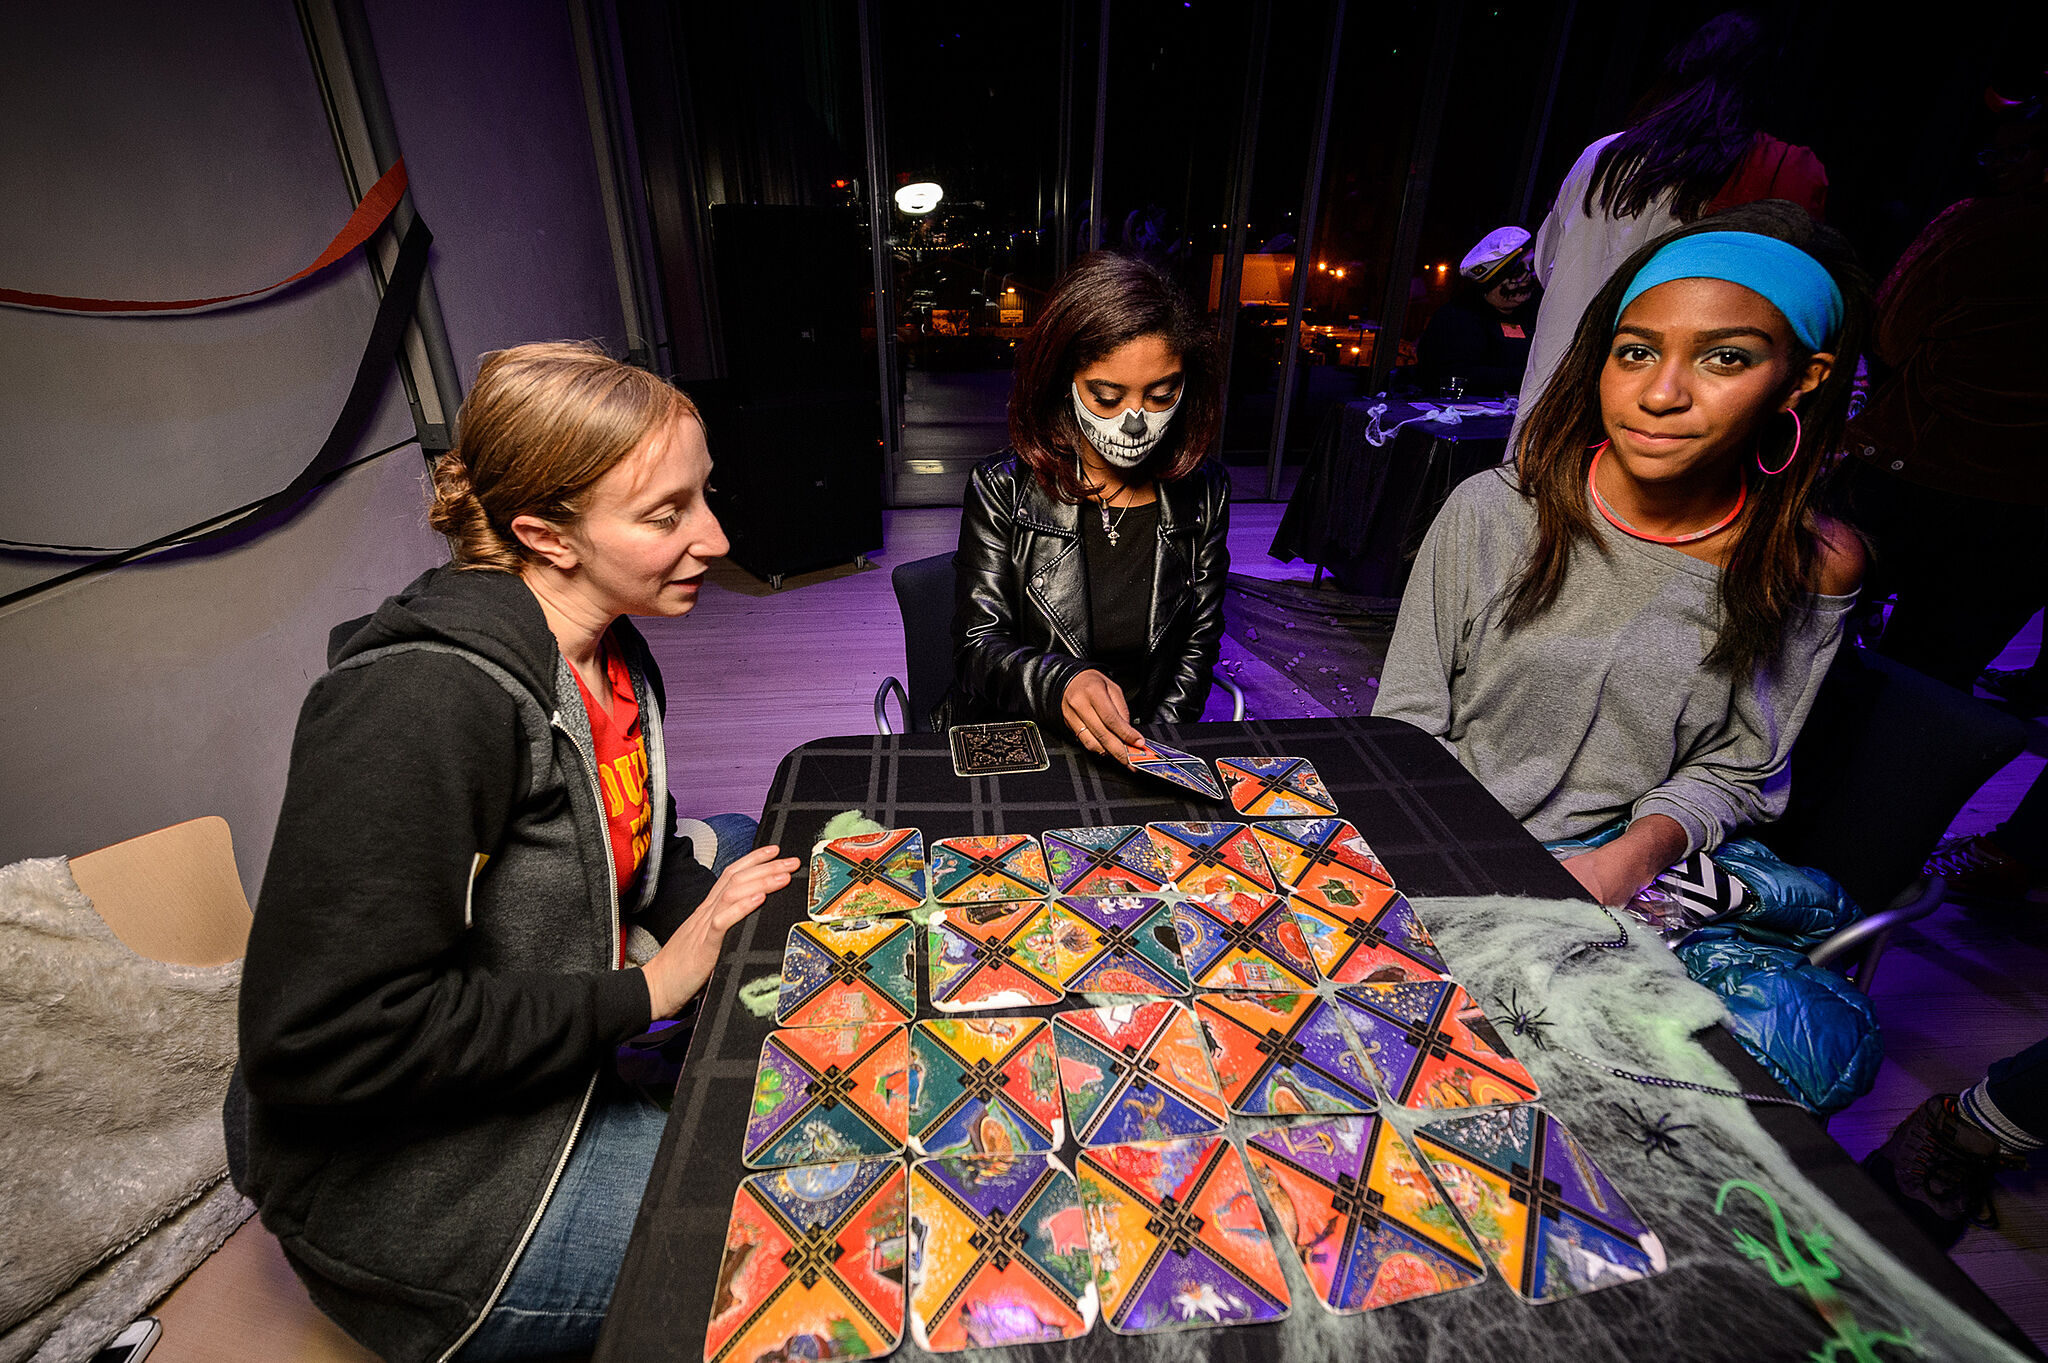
1490;989;1555;1050
1627;1098;1699;1164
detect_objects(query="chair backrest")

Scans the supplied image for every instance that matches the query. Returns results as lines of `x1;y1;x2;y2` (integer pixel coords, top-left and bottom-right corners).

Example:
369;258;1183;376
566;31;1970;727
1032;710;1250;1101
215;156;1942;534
1755;646;2041;912
70;815;252;968
892;552;959;734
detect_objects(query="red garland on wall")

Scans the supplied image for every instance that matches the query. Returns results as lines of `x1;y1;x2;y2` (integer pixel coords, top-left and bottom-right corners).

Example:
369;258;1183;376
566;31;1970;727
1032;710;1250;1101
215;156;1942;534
0;159;408;315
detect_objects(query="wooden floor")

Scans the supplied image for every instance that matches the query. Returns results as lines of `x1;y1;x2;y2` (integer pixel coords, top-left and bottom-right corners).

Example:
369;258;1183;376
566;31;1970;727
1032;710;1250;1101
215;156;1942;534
640;499;2047;1350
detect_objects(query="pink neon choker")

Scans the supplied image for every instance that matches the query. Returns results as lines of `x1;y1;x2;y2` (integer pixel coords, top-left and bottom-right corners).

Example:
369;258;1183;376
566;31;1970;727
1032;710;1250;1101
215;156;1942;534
1587;443;1746;546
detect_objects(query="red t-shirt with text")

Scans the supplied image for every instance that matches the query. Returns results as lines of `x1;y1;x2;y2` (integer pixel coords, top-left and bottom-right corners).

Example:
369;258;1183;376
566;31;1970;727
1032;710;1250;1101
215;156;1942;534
571;639;651;963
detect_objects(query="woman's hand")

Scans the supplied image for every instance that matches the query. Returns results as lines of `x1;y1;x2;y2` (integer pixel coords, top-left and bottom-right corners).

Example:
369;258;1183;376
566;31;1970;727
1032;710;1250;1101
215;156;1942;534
642;845;800;1017
1062;670;1144;765
1560;814;1689;907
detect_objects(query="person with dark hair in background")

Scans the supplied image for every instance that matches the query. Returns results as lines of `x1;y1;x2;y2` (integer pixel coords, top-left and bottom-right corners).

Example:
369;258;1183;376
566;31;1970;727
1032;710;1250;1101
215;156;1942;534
1835;100;2048;903
951;251;1230;760
1378;202;1868;905
1512;11;1827;453
1417;226;1543;398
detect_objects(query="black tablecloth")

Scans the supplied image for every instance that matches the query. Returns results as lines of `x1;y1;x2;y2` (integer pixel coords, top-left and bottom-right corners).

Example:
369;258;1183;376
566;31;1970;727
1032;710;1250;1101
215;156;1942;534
596;718;2037;1363
1271;401;1511;597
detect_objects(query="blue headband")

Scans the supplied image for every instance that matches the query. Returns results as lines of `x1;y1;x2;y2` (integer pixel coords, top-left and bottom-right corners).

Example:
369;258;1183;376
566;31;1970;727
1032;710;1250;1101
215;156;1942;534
1614;231;1844;350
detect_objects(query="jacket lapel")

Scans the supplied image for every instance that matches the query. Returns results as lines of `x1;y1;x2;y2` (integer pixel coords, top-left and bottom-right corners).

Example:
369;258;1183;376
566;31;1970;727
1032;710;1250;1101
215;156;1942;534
1017;482;1091;656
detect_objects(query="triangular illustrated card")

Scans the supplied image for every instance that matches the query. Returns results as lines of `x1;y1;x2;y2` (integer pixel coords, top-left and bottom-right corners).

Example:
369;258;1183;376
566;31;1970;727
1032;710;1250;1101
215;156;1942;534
1285;890;1448;986
1243;1115;1486;1314
1077;1135;1291;1333
908;1018;1065;1157
744;1023;910;1169
1145;822;1277;897
1249;818;1395;909
926;902;1064;1012
907;1152;1099;1350
1049;895;1191;996
1412;1104;1666;1303
1051;1000;1226;1146
1041;825;1173;895
1333;981;1540;1109
1217;756;1339;818
1192;992;1379;1116
1170;893;1321;992
705;1157;908;1363
777;918;918;1027
927;834;1052;905
808;828;928;920
1123;737;1226;801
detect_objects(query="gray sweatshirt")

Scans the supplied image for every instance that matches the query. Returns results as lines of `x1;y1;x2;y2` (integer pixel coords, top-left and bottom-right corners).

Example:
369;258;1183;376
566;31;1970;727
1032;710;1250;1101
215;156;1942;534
1375;468;1853;854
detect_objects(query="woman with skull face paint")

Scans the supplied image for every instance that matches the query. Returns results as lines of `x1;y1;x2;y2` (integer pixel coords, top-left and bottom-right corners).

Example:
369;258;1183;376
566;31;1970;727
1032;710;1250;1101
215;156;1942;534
1377;203;1870;907
950;252;1229;760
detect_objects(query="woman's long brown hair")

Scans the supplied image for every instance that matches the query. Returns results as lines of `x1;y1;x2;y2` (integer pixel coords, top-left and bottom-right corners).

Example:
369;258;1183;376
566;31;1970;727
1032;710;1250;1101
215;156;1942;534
1507;201;1870;677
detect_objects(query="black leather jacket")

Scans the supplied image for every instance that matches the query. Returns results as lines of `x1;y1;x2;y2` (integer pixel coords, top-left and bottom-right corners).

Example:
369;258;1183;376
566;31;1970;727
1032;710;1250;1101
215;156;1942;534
952;449;1231;727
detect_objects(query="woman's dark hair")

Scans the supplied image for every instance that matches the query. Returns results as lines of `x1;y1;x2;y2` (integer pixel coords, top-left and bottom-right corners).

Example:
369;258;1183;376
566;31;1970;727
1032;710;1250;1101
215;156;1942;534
1507;200;1871;678
1586;11;1776;223
1009;252;1221;502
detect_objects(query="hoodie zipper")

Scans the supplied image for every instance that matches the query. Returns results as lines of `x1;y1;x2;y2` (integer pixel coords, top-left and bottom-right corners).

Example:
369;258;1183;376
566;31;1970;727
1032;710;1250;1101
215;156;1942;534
437;712;621;1361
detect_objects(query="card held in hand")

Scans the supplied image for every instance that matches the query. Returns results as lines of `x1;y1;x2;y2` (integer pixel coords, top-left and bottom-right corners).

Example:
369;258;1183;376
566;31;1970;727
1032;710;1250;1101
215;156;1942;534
1123;737;1226;801
949;720;1050;777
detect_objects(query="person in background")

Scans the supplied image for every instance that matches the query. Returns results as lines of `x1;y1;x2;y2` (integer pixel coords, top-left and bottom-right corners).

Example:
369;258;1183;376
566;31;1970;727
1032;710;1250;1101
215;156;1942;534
237;343;799;1362
1511;11;1827;455
1834;100;2048;902
1416;226;1542;398
1376;202;1867;905
951;251;1230;760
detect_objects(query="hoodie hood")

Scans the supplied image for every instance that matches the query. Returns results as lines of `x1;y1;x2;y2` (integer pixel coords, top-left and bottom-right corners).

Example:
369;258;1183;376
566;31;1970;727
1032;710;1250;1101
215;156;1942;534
333;566;563;706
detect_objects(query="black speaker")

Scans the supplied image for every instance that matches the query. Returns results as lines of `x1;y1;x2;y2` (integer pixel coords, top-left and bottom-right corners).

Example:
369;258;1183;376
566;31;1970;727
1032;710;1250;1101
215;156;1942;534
710;203;869;403
694;387;884;587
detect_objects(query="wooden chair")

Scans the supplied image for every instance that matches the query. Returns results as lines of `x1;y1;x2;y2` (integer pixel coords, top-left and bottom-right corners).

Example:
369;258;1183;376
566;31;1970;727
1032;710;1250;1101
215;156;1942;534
70;817;376;1363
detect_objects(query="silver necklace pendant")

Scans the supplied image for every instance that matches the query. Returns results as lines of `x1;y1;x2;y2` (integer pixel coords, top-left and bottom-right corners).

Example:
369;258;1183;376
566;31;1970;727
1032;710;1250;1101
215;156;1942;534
1101;503;1120;547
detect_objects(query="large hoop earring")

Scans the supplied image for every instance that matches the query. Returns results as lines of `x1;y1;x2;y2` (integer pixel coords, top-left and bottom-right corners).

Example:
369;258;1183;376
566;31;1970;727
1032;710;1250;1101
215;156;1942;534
1757;408;1802;476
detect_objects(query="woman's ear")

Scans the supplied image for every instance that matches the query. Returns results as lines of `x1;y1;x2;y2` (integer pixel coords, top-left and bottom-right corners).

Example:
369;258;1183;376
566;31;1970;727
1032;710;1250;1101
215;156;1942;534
1784;351;1835;411
510;513;580;571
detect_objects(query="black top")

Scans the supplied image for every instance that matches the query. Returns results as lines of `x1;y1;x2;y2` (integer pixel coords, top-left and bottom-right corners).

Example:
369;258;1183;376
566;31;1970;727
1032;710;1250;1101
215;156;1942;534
1415;291;1541;397
951;450;1231;727
1080;495;1159;700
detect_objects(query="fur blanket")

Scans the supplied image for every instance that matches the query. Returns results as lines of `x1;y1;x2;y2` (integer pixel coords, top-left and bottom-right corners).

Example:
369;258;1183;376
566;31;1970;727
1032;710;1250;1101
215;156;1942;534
0;857;251;1363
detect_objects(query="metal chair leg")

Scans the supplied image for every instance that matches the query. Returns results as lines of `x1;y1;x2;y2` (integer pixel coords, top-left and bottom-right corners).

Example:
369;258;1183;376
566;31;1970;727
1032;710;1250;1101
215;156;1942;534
1806;874;1946;993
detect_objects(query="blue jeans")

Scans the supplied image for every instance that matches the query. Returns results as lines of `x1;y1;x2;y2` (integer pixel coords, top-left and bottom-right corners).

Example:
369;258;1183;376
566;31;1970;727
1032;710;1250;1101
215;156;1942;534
676;811;759;877
455;1087;668;1360
455;811;756;1360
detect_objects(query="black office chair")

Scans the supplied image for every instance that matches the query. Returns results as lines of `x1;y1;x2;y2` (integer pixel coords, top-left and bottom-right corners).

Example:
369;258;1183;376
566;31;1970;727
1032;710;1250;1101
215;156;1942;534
872;552;1245;734
1754;645;2046;991
874;553;959;735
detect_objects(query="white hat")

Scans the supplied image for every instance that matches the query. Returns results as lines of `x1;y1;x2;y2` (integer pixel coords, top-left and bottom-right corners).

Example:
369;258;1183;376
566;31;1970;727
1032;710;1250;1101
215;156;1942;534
1460;226;1532;284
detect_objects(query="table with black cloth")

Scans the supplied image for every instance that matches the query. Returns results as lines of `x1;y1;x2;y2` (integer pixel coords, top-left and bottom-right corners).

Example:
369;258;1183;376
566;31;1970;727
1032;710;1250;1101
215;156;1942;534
596;718;2038;1363
1271;399;1513;598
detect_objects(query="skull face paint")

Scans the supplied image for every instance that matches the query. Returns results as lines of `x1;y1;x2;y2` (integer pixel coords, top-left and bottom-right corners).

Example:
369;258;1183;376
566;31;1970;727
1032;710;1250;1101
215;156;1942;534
1070;382;1183;468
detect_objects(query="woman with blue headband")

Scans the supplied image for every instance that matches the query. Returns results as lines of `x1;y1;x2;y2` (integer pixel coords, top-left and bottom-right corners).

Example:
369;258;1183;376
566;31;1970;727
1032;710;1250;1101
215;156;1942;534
1378;201;1871;906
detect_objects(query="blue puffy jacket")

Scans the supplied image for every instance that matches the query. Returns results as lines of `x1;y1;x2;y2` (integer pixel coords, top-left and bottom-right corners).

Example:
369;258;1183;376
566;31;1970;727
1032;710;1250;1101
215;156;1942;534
1547;830;1880;1113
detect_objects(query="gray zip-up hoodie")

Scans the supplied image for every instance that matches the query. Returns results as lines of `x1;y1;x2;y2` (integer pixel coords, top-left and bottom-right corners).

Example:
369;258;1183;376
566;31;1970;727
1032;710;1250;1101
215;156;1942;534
237;565;716;1362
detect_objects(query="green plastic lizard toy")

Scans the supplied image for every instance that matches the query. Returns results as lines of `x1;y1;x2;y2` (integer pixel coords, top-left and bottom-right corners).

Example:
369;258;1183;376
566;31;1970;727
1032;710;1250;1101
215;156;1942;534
1714;1180;1917;1363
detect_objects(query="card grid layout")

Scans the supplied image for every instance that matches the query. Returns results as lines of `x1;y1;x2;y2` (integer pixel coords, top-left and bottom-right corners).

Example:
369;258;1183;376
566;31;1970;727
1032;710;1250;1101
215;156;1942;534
714;760;1674;1355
